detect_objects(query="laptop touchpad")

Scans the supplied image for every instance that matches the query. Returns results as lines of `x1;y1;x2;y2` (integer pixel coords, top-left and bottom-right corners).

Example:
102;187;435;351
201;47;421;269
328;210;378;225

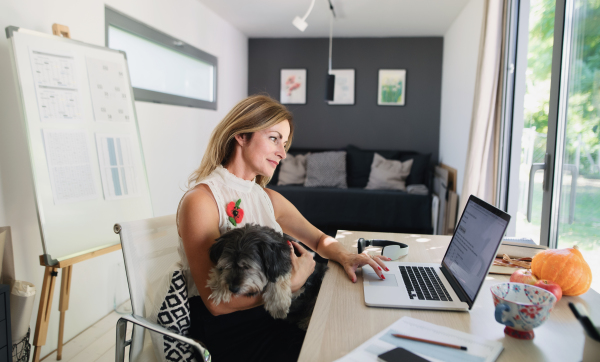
364;273;398;287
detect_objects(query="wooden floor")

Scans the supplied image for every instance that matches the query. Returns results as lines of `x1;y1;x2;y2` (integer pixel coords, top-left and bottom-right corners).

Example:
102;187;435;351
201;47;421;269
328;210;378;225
41;307;133;362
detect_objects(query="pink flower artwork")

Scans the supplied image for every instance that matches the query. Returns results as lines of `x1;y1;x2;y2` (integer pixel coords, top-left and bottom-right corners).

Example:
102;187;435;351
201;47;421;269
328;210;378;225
285;75;301;96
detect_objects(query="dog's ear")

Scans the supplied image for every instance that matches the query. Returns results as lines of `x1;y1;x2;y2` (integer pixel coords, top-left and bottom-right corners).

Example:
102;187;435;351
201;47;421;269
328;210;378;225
209;239;226;264
260;236;292;283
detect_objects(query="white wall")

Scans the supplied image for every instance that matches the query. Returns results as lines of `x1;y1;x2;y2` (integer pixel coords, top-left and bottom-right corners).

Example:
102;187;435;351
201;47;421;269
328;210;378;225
438;0;484;196
0;0;247;358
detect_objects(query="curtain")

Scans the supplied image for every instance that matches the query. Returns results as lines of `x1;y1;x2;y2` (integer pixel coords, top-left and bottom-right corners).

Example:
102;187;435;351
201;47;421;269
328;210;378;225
460;0;507;214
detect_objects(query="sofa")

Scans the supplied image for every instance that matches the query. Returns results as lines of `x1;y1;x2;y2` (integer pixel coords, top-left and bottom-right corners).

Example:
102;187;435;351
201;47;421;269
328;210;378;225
267;145;434;236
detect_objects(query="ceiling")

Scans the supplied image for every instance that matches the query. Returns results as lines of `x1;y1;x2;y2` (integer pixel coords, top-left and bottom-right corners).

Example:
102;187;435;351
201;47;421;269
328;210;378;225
197;0;471;38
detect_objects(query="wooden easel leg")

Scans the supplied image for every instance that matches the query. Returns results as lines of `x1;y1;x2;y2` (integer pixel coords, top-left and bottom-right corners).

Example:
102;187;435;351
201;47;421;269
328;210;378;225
57;265;73;360
33;266;59;362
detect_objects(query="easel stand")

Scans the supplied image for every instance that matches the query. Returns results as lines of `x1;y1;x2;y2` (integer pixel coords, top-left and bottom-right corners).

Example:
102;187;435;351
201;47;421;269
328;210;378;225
32;244;121;362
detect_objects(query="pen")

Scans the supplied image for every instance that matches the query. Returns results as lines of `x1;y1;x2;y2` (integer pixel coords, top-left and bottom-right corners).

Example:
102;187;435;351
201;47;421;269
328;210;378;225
568;302;600;342
392;334;468;351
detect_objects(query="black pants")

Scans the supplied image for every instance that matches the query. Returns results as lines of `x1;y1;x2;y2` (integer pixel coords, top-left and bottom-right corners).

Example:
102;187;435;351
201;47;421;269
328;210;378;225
188;296;306;362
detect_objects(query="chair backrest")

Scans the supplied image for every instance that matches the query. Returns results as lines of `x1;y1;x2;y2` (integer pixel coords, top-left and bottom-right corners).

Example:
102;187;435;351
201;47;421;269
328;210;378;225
116;214;179;361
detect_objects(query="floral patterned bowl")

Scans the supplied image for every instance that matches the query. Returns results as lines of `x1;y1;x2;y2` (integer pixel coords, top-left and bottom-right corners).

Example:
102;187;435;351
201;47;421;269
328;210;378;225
490;282;557;340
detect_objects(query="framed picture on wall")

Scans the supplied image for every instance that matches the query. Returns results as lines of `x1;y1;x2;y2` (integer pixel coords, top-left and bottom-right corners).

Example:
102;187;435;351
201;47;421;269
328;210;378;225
328;69;355;105
377;69;406;106
280;69;307;104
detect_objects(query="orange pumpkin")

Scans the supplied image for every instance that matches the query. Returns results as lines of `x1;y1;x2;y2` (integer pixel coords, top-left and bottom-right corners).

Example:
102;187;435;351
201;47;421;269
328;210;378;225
531;246;592;296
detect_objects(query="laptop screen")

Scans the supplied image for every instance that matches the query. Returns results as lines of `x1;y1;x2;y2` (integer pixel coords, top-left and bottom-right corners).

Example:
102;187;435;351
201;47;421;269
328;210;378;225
442;197;510;301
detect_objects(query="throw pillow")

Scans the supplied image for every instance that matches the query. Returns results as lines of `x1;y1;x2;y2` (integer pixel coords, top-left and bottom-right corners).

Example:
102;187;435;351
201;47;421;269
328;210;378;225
304;151;348;188
277;153;308;185
365;153;413;191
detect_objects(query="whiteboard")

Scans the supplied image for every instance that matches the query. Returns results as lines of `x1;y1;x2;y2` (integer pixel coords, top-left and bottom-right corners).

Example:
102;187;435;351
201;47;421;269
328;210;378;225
7;27;153;264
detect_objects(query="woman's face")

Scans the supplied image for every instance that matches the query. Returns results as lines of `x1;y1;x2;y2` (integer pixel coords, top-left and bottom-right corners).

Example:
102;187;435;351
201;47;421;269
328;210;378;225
241;120;290;177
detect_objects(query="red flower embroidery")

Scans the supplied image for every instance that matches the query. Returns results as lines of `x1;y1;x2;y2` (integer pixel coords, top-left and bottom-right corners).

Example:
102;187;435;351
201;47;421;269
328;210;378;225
226;199;244;226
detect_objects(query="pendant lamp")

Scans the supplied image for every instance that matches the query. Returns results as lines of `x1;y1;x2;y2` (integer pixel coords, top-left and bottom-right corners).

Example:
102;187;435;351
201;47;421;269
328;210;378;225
325;1;336;101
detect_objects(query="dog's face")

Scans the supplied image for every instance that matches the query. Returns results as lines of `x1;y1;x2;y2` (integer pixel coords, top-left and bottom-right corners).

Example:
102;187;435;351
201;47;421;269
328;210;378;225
208;224;292;299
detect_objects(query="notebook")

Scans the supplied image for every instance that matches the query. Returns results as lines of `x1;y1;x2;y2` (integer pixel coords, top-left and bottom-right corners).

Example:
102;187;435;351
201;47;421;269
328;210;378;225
335;316;504;362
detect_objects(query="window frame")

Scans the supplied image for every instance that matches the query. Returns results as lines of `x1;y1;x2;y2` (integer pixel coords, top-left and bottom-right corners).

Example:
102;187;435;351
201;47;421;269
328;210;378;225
105;6;218;110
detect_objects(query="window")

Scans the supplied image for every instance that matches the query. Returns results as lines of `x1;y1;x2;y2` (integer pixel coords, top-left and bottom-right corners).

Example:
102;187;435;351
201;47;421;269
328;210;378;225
501;0;599;292
105;6;217;110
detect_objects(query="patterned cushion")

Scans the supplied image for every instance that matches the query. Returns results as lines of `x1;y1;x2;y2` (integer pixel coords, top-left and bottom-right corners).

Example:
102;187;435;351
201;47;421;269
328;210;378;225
157;270;196;362
304;151;348;188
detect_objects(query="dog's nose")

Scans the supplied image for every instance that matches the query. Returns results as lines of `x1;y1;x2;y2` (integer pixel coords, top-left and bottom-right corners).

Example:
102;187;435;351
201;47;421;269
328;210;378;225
229;285;240;293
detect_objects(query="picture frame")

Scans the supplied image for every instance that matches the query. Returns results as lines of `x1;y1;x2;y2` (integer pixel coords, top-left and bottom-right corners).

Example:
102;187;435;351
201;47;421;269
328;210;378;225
328;69;355;105
280;69;307;104
377;69;406;106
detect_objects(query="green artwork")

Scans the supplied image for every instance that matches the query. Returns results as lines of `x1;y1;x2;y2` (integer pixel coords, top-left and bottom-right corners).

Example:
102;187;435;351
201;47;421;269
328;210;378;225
378;70;406;105
380;81;404;104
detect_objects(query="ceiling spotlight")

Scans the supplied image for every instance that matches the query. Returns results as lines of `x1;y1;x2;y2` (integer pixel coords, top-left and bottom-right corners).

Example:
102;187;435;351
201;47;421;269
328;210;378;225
293;0;316;32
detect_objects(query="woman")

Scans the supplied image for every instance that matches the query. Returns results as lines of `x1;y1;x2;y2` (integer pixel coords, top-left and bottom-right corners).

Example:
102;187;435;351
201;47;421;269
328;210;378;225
177;95;390;361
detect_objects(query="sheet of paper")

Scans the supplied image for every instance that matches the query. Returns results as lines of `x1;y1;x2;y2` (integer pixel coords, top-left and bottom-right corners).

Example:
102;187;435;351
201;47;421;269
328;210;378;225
42;129;98;204
95;133;139;200
335;317;503;362
30;49;83;121
86;58;131;122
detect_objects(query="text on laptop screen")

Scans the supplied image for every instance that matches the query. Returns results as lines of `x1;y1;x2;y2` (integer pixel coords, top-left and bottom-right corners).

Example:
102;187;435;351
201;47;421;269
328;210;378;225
442;201;509;300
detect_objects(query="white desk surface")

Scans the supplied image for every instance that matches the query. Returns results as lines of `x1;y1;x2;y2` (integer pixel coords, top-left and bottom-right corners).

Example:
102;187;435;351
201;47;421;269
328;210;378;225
298;231;600;362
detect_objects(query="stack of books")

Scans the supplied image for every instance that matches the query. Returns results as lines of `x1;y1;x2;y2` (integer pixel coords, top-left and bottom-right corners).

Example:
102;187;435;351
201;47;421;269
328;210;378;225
489;237;548;275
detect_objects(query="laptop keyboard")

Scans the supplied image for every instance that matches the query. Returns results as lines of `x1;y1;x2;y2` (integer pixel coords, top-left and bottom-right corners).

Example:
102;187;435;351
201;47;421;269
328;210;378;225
399;266;453;302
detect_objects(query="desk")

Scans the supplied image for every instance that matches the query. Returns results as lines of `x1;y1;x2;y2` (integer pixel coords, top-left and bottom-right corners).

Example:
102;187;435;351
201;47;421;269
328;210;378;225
299;231;600;362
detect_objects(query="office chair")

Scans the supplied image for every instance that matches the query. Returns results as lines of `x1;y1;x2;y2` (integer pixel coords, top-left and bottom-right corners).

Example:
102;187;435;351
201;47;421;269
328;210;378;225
114;215;210;362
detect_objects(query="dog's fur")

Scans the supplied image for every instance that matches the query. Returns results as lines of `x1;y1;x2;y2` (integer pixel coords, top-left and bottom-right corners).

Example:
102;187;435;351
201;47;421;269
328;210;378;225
207;224;328;329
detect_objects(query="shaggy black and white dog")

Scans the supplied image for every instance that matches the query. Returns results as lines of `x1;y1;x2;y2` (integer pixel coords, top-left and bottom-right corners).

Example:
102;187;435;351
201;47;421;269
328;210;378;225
207;224;328;329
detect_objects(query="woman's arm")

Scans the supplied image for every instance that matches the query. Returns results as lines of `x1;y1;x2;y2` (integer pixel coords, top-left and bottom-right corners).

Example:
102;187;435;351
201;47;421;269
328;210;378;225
265;188;390;282
178;185;263;316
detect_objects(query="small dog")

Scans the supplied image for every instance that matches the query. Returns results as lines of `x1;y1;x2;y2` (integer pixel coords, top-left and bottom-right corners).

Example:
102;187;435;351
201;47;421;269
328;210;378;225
207;224;328;329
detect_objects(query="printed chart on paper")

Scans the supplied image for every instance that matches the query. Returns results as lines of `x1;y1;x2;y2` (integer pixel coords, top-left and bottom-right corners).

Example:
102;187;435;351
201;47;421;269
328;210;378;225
30;49;82;121
95;134;139;200
86;58;132;122
42;129;98;204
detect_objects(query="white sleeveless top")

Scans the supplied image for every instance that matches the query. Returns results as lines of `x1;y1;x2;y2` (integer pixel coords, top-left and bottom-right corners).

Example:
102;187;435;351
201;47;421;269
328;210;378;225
148;166;283;361
178;165;283;299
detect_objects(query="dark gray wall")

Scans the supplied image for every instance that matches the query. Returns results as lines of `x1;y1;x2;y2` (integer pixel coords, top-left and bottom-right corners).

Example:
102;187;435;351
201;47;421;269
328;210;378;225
248;37;443;162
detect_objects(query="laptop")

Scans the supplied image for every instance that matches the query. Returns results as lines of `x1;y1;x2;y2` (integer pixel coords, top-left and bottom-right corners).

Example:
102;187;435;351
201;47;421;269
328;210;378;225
363;195;511;311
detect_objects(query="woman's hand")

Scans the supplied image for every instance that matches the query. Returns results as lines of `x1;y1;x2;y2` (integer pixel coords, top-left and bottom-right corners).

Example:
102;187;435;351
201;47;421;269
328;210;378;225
341;252;392;283
289;240;316;293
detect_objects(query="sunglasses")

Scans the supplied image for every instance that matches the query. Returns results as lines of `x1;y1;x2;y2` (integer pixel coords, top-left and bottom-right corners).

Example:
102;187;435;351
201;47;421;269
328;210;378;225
357;238;409;260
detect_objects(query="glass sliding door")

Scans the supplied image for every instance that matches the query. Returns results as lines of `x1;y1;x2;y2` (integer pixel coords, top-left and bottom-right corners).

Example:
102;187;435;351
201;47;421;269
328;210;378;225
506;0;556;244
504;0;598;292
554;0;600;292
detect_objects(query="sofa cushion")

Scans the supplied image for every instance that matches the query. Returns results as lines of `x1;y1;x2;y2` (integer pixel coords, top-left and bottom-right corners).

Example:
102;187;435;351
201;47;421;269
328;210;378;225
345;145;402;188
365;153;413;191
277;153;309;185
305;151;348;188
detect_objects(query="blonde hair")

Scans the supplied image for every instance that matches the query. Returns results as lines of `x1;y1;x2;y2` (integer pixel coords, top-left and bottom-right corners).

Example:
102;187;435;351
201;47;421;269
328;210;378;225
188;94;294;189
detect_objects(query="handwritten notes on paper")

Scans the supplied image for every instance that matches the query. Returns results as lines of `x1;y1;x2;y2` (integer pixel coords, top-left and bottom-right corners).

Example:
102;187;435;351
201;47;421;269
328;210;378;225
86;58;131;122
42;129;98;204
30;49;82;121
95;134;138;200
30;51;139;204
